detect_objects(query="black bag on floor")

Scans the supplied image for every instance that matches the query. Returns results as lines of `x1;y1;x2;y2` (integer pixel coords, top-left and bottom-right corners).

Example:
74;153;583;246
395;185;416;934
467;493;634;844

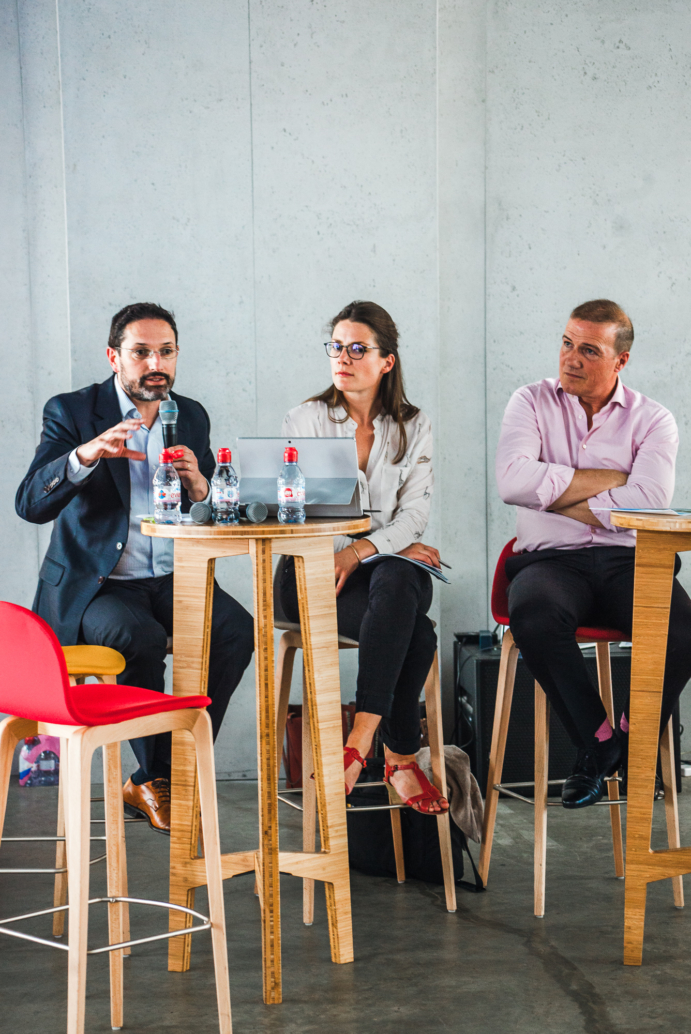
345;764;483;892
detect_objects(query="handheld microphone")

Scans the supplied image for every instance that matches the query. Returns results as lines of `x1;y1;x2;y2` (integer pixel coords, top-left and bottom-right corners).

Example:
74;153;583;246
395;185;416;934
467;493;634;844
240;502;268;523
159;399;178;448
190;501;212;524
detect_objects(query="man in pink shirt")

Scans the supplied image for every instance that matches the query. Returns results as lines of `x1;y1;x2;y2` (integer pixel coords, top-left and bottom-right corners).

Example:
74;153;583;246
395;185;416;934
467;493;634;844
496;299;691;809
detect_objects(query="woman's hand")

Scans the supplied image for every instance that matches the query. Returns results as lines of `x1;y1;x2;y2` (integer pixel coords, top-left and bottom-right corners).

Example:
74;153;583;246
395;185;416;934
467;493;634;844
397;541;441;569
334;540;377;596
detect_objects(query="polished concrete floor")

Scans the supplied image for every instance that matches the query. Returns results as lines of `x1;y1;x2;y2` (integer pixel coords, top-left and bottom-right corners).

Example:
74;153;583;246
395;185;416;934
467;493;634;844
2;778;691;1034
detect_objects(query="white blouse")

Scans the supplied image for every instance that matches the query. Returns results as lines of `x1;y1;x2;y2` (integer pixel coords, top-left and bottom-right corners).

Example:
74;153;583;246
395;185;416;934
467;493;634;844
282;400;434;554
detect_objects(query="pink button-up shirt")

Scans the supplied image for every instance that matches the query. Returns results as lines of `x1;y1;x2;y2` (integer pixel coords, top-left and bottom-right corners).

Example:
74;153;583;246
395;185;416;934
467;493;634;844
496;377;678;551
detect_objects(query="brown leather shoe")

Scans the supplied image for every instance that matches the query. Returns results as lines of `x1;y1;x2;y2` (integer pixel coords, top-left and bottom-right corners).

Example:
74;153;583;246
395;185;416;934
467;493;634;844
123;777;171;834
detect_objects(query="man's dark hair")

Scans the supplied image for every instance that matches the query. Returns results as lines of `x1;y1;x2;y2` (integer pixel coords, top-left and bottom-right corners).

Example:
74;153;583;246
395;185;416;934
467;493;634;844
108;302;178;350
570;299;633;355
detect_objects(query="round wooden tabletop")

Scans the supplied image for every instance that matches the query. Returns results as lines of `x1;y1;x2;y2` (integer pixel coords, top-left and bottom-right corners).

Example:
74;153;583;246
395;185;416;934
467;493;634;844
141;514;371;539
610;511;691;533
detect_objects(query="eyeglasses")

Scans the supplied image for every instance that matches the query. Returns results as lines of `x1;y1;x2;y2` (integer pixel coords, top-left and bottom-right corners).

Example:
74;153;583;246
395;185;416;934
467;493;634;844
115;346;179;362
324;342;381;360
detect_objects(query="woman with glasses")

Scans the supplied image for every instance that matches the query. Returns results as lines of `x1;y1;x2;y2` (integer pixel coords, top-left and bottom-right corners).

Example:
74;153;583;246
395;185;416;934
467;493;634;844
280;300;448;814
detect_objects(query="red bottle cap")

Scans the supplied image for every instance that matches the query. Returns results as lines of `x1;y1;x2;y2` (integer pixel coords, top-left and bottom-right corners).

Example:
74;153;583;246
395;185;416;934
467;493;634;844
284;447;298;463
217;448;232;464
159;449;173;464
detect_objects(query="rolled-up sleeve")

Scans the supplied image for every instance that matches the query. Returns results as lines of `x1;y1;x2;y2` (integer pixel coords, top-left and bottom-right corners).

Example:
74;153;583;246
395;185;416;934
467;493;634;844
367;416;434;555
589;408;678;530
496;387;575;510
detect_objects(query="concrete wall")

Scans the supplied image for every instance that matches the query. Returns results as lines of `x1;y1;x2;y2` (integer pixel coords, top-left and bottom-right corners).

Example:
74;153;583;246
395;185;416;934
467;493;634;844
3;0;691;775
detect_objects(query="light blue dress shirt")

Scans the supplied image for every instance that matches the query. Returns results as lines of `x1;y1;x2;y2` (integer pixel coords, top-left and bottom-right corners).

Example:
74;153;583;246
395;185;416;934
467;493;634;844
67;375;209;580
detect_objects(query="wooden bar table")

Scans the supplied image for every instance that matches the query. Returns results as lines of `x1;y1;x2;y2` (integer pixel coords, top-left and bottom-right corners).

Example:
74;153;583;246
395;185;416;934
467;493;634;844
610;510;691;965
142;515;370;1002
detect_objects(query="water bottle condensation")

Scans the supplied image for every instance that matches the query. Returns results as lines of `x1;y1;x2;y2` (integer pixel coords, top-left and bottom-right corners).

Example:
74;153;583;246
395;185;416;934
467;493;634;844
211;448;240;525
153;450;182;524
277;447;306;524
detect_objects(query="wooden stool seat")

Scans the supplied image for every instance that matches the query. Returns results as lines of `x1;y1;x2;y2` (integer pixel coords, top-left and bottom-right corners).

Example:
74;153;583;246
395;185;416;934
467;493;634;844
478;539;684;918
61;645;126;677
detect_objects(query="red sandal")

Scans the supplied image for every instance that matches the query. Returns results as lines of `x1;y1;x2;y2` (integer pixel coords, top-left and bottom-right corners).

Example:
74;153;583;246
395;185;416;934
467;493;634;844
384;760;449;815
343;745;367;794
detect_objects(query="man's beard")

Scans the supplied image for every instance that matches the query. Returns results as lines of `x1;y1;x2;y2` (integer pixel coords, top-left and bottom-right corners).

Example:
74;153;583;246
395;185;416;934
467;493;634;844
120;371;174;401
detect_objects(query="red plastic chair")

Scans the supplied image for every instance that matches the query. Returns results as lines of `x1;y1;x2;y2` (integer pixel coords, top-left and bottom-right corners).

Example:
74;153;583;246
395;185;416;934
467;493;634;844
0;603;232;1034
479;541;684;917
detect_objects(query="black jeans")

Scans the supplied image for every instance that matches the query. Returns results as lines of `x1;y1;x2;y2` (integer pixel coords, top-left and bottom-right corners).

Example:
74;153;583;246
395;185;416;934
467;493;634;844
507;546;691;748
280;556;436;755
81;574;255;782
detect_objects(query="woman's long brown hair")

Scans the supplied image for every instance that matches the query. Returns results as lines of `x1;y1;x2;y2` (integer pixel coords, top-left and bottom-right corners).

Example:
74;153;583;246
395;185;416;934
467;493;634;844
307;300;419;464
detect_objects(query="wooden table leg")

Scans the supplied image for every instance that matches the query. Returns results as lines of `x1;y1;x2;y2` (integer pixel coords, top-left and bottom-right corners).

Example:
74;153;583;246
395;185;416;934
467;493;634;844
167;550;215;972
301;669;317;925
290;540;354;965
251;537;282;1004
624;531;677;965
167;539;249;973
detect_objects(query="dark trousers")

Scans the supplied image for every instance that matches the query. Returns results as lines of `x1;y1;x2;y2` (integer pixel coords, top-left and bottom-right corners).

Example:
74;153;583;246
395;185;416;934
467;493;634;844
507;546;691;748
81;574;255;782
281;556;436;755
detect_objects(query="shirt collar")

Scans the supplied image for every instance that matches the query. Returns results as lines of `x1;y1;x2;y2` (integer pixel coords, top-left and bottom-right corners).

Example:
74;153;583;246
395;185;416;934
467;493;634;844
556;376;627;410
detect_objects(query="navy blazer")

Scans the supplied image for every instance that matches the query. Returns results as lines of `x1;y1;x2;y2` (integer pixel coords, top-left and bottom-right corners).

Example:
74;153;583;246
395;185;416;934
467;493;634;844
15;376;215;644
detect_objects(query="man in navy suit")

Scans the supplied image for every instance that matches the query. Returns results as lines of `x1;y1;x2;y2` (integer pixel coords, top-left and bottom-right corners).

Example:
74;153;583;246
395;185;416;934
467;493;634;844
16;302;254;833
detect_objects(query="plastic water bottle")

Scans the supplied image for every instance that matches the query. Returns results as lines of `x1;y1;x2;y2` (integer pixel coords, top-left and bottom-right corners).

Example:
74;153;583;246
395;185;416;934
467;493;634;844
211;448;240;525
36;749;60;786
153;450;182;524
277;447;306;524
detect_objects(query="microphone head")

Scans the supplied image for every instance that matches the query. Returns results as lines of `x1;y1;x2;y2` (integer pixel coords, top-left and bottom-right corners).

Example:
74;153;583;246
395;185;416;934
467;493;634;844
242;501;269;524
159;399;178;425
189;501;212;524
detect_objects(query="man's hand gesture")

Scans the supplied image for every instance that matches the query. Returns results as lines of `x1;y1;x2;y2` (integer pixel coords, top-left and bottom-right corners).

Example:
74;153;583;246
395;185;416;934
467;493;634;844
76;419;147;467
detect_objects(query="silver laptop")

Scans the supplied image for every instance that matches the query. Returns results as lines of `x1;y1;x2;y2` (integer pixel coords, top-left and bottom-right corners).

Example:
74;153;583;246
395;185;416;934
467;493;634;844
236;437;363;517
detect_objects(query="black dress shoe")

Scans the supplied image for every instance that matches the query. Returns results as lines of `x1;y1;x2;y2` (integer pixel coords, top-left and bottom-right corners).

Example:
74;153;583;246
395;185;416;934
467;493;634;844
562;734;623;809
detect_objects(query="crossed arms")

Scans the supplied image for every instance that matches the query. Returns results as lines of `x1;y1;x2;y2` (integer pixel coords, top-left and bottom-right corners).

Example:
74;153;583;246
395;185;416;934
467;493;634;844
548;468;629;526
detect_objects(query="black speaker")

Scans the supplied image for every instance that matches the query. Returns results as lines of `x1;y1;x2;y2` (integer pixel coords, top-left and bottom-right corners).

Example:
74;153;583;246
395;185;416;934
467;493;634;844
453;637;681;796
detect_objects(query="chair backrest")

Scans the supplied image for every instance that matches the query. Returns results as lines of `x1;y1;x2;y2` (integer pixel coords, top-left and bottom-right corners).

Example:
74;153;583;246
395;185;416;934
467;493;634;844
491;538;518;626
0;602;82;724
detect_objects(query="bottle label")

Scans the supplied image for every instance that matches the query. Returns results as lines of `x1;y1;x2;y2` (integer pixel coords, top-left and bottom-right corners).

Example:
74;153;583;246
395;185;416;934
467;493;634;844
278;485;305;505
156;487;181;506
213;485;240;505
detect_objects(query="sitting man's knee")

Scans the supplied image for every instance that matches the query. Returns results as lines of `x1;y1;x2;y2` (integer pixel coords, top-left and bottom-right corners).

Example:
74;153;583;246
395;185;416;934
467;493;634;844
509;597;573;649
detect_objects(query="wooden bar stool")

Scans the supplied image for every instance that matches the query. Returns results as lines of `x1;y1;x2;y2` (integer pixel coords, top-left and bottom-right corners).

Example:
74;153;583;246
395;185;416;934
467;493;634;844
478;539;683;917
273;558;457;914
0;603;231;1034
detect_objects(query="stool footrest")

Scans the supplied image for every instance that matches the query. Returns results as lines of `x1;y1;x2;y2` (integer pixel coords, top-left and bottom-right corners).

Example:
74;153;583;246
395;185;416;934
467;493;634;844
494;779;626;807
0;896;211;954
